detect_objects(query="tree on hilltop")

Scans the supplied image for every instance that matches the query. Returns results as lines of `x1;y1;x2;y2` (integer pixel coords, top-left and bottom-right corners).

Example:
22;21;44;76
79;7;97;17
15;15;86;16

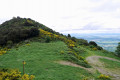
115;42;120;57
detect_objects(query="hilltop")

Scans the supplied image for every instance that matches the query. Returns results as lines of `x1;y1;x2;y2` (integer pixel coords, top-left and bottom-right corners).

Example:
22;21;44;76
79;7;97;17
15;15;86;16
0;17;120;80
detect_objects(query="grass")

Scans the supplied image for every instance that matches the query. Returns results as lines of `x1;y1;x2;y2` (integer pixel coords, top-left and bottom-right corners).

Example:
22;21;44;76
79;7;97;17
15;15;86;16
100;58;120;75
100;58;120;69
77;46;120;61
0;41;96;80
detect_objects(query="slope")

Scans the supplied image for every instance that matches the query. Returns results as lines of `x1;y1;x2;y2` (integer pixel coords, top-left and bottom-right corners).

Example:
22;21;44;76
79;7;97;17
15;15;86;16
0;41;96;80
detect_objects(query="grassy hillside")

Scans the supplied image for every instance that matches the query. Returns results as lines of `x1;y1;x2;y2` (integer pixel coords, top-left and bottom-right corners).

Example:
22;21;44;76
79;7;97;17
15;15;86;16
0;41;97;80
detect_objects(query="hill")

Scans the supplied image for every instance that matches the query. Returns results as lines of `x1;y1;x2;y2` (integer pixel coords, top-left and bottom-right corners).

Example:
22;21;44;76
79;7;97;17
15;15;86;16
0;17;120;80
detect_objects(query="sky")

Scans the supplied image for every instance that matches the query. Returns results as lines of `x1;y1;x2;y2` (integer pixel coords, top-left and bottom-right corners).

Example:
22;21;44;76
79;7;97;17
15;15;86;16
0;0;120;34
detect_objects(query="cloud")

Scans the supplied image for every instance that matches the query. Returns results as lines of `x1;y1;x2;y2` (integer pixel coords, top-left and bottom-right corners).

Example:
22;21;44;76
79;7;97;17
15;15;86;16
0;0;120;33
92;0;120;12
81;22;103;30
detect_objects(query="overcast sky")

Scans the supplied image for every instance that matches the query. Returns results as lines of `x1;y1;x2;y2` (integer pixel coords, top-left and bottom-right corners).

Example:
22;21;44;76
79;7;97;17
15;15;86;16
0;0;120;33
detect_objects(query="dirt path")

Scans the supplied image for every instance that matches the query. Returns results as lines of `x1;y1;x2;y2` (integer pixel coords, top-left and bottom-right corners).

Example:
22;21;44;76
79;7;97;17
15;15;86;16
86;56;120;80
58;61;92;72
57;56;120;80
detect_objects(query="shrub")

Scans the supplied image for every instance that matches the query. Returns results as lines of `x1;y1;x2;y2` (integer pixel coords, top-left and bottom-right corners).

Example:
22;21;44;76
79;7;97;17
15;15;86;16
74;53;78;57
89;41;97;46
77;39;89;46
92;47;98;51
7;40;13;48
83;60;88;64
0;50;7;56
45;36;51;43
0;69;35;80
30;27;39;37
98;74;111;80
22;74;35;80
67;34;71;38
26;44;30;46
73;47;85;54
89;45;94;48
60;50;64;54
115;42;120;57
78;56;85;60
97;46;103;50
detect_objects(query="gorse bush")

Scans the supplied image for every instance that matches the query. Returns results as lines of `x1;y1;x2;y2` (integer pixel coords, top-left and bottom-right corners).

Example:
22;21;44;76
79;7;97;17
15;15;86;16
0;47;8;56
92;47;98;51
98;74;111;80
22;74;35;80
0;50;7;56
26;44;30;46
0;69;35;80
60;50;64;54
39;29;60;41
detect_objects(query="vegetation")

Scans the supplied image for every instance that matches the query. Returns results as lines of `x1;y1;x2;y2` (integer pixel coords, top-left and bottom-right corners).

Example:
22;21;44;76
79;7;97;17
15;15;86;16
98;74;110;80
0;42;96;80
0;17;61;46
100;58;120;70
115;42;120;57
0;69;35;80
0;17;120;80
89;41;98;47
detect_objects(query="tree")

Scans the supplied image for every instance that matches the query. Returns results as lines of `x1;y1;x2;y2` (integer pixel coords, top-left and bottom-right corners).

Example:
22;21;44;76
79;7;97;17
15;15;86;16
68;34;71;38
77;39;89;46
89;41;97;47
115;42;120;57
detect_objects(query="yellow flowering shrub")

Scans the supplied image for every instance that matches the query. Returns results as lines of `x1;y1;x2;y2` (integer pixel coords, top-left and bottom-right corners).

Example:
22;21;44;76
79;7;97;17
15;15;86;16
78;56;85;60
39;29;60;40
22;74;35;80
83;77;88;80
74;53;78;57
68;50;74;54
60;50;64;54
26;44;30;46
83;60;88;64
0;69;35;80
0;69;21;80
98;74;110;80
65;40;75;48
0;50;7;56
92;47;97;51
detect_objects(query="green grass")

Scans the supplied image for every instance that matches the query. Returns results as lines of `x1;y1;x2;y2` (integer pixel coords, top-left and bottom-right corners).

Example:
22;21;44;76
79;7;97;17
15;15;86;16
0;41;95;80
100;58;120;69
99;58;120;75
77;46;120;61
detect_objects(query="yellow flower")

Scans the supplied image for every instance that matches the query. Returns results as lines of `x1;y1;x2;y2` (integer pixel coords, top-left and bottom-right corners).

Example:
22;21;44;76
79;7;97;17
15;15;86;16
30;75;35;80
26;44;30;46
60;51;64;54
23;61;26;64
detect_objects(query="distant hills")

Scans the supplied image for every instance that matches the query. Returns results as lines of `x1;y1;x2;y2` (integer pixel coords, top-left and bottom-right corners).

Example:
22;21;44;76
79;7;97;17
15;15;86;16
70;33;120;52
